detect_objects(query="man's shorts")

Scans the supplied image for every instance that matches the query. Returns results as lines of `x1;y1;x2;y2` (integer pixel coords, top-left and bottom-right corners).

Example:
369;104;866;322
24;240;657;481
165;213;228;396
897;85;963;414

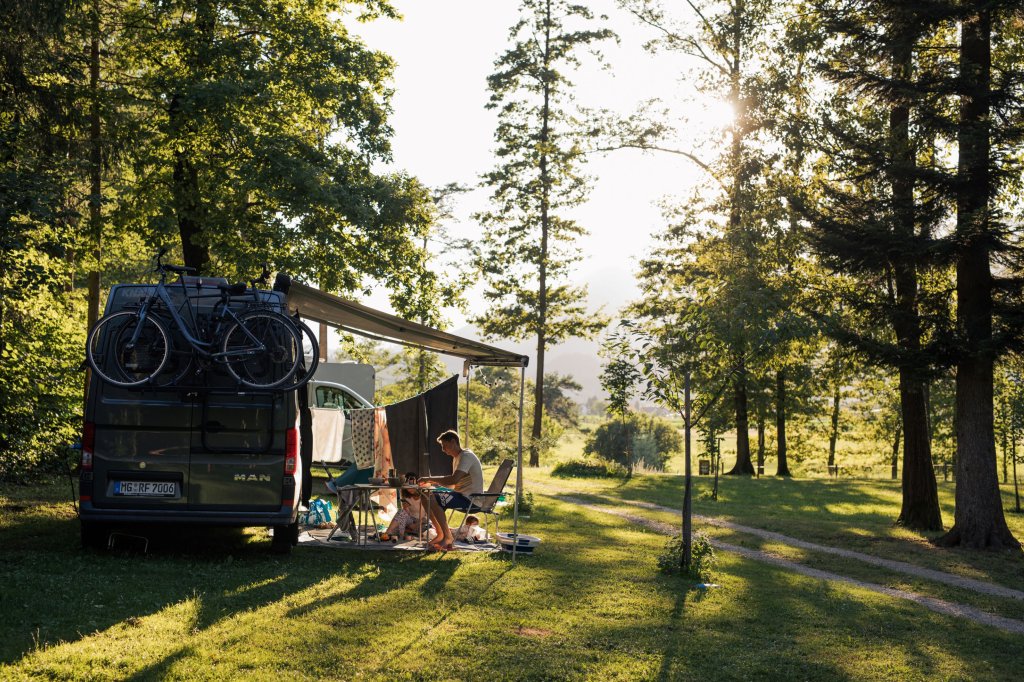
433;489;473;511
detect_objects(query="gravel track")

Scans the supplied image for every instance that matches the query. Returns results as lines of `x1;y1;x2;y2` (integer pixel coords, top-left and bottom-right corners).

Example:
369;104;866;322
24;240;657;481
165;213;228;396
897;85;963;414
555;494;1024;636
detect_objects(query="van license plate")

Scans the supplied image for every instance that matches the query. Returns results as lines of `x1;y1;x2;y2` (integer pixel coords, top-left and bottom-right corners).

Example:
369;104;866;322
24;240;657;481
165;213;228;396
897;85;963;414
114;481;177;497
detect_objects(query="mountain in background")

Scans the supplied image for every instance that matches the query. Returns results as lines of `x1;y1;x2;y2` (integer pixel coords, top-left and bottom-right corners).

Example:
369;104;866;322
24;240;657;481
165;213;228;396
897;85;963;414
442;326;603;401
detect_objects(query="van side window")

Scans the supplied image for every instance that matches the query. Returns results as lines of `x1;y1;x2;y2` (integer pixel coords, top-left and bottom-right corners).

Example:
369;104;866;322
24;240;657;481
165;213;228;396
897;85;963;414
342;392;365;410
316;386;345;408
316;385;368;410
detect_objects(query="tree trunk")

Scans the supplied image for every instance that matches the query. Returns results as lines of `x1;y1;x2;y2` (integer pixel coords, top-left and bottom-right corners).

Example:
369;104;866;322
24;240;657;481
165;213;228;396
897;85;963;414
891;423;901;480
529;0;553;468
889;38;942;531
756;416;764;477
168;3;215;274
776;369;791;476
727;358;754;474
937;5;1019;549
898;370;942;529
828;385;840;468
681;370;692;571
85;5;102;402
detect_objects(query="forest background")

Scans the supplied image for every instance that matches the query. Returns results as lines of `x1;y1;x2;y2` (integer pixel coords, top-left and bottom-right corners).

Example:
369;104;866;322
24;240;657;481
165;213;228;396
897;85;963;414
2;0;1023;550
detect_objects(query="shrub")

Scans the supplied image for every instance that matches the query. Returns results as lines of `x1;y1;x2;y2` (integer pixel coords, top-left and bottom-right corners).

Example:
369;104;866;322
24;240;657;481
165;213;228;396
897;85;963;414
516;489;534;515
551;459;626;478
584;413;682;472
657;532;716;582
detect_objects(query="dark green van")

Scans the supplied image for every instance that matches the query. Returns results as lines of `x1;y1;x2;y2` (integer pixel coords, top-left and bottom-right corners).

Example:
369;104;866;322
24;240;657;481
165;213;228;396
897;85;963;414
78;279;302;552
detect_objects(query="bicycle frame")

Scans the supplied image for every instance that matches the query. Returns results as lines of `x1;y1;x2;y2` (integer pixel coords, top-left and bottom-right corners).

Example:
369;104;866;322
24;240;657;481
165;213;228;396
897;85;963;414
127;271;271;363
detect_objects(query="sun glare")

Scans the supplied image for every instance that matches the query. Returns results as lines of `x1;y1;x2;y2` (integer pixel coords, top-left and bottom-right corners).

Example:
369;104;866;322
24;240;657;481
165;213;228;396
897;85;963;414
698;98;736;130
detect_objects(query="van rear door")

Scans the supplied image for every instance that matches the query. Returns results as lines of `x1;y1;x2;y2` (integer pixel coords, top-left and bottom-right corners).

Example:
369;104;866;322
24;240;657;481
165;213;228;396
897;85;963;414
90;382;192;509
188;391;287;510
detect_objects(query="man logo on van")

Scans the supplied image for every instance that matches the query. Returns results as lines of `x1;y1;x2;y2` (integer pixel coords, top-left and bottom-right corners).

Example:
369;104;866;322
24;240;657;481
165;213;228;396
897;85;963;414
234;473;272;482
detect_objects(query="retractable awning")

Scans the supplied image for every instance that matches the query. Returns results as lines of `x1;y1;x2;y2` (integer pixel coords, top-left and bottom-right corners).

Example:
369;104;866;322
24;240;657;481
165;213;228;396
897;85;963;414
286;282;529;368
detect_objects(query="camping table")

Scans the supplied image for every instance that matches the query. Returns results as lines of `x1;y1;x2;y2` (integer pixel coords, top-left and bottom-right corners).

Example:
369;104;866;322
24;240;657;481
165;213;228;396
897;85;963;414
349;483;429;546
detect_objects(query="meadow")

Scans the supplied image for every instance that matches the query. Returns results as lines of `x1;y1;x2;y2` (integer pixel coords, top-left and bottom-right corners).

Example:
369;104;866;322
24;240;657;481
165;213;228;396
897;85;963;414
3;445;1024;681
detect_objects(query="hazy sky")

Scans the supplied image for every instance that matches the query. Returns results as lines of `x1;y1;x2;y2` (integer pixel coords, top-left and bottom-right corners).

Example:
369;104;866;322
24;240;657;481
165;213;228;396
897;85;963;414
351;1;721;322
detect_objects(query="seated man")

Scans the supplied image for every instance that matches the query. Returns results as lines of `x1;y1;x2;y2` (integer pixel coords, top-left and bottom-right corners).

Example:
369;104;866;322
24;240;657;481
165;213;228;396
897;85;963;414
417;429;483;550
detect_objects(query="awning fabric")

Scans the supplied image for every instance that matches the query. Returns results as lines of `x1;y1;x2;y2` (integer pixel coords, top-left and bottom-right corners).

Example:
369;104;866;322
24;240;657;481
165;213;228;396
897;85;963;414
286;282;529;368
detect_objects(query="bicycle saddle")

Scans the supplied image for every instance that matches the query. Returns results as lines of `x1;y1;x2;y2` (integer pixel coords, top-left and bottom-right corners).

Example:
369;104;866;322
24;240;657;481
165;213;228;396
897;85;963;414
217;282;248;296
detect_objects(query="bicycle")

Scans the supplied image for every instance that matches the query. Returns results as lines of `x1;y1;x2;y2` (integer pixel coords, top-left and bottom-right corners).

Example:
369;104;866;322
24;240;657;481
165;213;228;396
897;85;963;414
246;264;321;386
86;250;302;390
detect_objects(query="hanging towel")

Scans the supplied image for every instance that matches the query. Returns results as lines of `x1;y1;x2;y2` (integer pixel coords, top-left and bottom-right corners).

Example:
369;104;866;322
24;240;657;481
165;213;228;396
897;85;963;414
310;408;345;464
348;408;375;469
371;407;396;518
385;394;427;478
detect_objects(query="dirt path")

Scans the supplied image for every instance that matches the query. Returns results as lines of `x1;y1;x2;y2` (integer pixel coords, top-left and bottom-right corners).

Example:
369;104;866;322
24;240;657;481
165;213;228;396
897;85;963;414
555;495;1024;636
585;494;1024;602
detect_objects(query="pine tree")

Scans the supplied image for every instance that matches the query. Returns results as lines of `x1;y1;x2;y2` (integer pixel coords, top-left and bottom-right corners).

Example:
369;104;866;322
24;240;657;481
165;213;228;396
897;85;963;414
474;0;614;466
936;0;1022;549
800;1;949;530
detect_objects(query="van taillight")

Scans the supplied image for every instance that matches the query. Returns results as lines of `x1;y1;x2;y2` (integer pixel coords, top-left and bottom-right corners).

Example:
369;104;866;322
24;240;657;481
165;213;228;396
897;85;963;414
82;421;95;471
284;427;298;475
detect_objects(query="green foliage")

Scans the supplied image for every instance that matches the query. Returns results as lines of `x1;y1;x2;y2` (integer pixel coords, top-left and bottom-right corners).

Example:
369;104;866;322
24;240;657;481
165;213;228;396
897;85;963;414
461;368;576;465
657;532;716;582
551;459;626;479
474;0;614;464
0;0;455;478
514;489;534;515
584;413;681;472
599;336;641;422
0;282;85;481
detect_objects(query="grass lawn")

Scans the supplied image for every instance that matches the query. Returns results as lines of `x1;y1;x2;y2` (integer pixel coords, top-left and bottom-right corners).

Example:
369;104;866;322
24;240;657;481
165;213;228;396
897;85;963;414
3;472;1024;681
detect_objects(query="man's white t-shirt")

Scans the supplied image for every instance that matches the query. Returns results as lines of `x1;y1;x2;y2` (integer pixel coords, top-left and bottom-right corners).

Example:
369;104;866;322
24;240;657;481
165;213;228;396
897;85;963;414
452;449;484;496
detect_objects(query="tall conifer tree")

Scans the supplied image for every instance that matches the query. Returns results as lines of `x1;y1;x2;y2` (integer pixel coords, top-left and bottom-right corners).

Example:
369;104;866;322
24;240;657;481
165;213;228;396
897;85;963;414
475;0;613;466
937;0;1022;549
801;1;948;530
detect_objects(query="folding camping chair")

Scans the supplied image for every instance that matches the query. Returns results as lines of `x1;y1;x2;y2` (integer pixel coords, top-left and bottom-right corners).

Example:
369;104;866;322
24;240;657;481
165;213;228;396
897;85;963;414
447;459;514;541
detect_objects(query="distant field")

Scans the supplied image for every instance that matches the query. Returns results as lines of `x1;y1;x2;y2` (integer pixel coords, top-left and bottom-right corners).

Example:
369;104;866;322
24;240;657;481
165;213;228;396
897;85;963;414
555;415;967;480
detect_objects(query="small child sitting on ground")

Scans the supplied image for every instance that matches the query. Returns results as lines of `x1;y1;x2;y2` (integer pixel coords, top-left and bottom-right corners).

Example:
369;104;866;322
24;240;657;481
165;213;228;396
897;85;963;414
381;488;433;542
453;514;487;544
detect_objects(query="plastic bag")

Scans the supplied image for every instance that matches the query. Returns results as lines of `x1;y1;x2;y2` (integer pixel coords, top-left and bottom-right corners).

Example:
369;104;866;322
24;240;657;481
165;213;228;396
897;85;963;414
302;498;333;525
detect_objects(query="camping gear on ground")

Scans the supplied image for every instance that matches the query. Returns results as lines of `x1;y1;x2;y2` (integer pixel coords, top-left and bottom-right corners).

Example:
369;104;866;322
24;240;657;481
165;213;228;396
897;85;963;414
496;533;541;554
302;498;333;526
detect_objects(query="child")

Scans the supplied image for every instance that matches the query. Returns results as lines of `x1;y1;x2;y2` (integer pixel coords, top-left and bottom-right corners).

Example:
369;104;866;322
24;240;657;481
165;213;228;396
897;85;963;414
381;488;433;542
453;514;487;544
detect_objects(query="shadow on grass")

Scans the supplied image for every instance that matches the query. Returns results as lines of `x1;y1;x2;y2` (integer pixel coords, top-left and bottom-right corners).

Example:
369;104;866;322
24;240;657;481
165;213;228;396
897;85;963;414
0;482;475;666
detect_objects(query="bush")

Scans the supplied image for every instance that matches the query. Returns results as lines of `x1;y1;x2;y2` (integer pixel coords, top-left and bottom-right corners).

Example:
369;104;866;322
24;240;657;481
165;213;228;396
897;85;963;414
584;413;682;472
657;532;716;582
551;459;626;478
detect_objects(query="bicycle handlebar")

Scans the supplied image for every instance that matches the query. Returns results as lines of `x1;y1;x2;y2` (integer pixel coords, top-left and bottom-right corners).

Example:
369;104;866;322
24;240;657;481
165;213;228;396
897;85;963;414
152;249;196;275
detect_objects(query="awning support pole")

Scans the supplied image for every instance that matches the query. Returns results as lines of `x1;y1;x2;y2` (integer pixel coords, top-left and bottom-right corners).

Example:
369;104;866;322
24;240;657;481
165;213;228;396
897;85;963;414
513;364;525;562
464;363;471;448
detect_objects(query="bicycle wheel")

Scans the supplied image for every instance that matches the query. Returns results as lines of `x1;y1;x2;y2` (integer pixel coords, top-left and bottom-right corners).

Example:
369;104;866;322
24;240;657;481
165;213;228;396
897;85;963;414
86;311;171;387
222;310;301;389
292;319;320;388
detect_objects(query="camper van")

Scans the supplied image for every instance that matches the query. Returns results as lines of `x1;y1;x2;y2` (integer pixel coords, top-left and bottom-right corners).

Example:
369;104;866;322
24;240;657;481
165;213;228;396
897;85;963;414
78;280;373;553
